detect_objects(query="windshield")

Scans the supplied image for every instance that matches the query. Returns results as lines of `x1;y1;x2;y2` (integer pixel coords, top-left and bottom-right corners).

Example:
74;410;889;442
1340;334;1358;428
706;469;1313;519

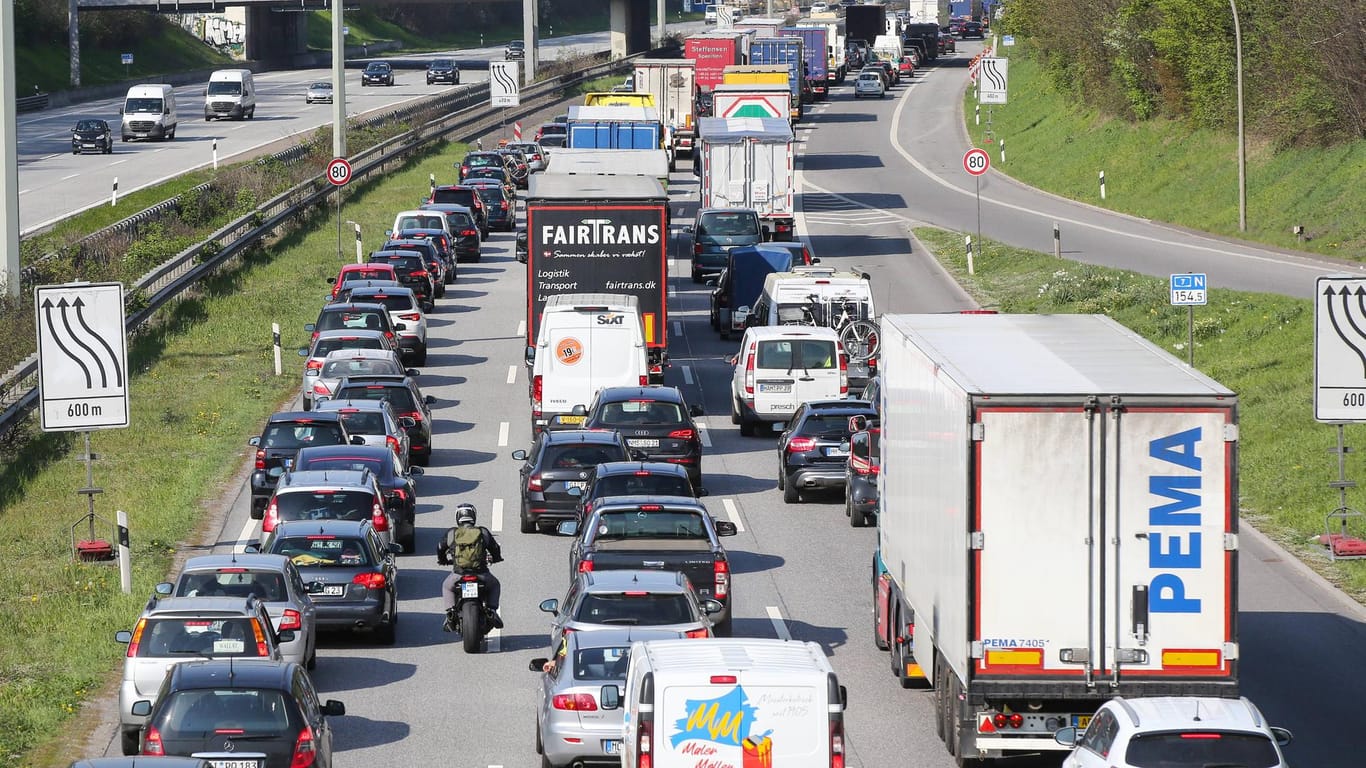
336;384;416;413
275;489;373;522
366;63;389;73
593;474;693;498
132;618;268;657
333;411;387;435
207;81;242;96
310;82;331;90
317;309;386;333
75;120;105;131
124;98;164;113
595;400;685;426
260;423;345;449
593;510;707;540
575;593;694;625
698;211;760;236
756;339;836;370
311;336;384;357
1124;731;1280;768
574;646;632;680
476;188;503;205
176;570;287;601
271;535;372;567
431;59;453;68
156;689;292;737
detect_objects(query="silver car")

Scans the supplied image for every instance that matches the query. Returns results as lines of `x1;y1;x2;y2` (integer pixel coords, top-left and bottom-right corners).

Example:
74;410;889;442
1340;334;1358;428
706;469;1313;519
161;553;318;670
313;398;415;468
538;570;721;650
854;70;886;98
305;81;334;104
300;329;394;409
508;141;547;172
345;285;429;365
530;628;684;767
308;347;410;410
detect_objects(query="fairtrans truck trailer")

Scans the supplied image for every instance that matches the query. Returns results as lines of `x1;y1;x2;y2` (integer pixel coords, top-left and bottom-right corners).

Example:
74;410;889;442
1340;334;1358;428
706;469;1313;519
874;313;1239;761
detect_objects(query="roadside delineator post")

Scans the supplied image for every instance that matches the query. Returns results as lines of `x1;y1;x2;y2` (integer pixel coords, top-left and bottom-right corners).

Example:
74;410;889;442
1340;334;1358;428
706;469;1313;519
1053;222;1062;258
1099;170;1107;200
272;323;282;377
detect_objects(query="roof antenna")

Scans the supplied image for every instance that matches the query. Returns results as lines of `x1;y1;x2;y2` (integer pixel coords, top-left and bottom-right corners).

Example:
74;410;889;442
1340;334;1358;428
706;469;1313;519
1193;700;1203;722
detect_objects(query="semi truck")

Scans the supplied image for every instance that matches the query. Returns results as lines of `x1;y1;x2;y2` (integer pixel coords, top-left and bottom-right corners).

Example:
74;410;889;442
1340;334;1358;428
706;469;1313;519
524;175;670;383
798;16;847;84
632;59;698;157
874;313;1240;762
696;116;796;241
565;105;672;169
684;31;748;93
748;37;807;113
711;83;792;122
779;26;829;99
844;3;887;50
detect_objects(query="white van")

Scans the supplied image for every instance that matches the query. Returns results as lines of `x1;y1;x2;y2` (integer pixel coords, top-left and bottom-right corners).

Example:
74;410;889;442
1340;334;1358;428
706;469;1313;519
619;638;848;768
531;293;648;433
730;325;846;435
204;69;256;121
747;266;876;393
873;34;904;62
121;84;177;142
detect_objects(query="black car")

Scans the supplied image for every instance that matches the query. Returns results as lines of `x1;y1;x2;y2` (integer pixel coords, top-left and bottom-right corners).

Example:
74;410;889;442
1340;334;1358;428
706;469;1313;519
426;58;459;85
382;237;449;294
961;21;985;38
131;659;343;764
515;228;528;263
333;374;436;466
505;40;526;60
72;118;113;155
777;399;877;504
575;461;704;521
579;386;705;488
462;167;515;199
423;206;481;262
390;229;456;285
427;185;490;238
510;429;638;533
845;414;879;527
458;150;508;183
255;519;400;643
368;251;435;310
361;61;394;86
293;444;423;551
248;411;363;516
472;184;515;232
305;301;403;349
535;122;567;143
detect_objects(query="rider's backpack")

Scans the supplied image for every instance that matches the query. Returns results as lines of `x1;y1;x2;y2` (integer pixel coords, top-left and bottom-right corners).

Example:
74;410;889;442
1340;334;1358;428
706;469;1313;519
451;526;486;571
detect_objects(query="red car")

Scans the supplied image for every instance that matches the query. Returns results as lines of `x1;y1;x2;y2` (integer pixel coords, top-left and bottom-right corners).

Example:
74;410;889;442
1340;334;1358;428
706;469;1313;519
328;263;398;301
897;55;916;78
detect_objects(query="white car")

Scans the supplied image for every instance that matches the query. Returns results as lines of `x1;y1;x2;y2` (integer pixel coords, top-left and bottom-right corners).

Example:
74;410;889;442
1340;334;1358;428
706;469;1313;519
1055;696;1292;768
343;285;428;365
854;70;886;98
730;325;846;436
810;1;829;12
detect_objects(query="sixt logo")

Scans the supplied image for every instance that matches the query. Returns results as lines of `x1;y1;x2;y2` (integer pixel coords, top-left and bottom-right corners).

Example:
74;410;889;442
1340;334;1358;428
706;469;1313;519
596;314;624;325
1148;427;1204;614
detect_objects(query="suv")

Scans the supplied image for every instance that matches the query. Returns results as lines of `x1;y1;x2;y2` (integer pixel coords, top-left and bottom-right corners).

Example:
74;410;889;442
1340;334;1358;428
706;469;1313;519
254;519;401;644
305;301;402;351
579;386;706;488
575;461;704;520
248;411;363;515
361;61;394;86
426;58;459;84
426;186;490;238
298;329;395;410
507;141;546;172
340;286;428;364
458;150;509;182
306;347;409;410
114;596;289;754
511;429;638;533
688;207;763;283
472;183;515;233
293;444;422;552
367;251;435;310
505;40;526;60
260;468;394;549
424;204;482;261
538;570;719;648
730;326;848;436
393;229;457;284
314;398;414;467
1054;696;1292;768
381;238;448;297
777;399;877;504
130;660;344;764
332;374;436;466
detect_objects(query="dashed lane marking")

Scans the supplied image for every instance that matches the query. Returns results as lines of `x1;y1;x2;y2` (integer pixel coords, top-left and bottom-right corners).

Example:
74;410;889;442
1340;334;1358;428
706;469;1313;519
497;421;509;447
722;498;744;532
516;319;526;338
506;365;517;385
673;320;683;337
697;422;712;448
491;498;505;533
682;365;694;385
766;606;791;641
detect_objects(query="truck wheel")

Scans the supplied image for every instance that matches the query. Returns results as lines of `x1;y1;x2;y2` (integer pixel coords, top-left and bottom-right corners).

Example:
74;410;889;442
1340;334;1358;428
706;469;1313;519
946;673;963;758
934;655;948;740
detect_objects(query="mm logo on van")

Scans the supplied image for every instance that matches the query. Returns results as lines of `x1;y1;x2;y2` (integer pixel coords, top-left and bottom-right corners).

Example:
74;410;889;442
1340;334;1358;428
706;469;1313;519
596;313;625;325
556;337;583;365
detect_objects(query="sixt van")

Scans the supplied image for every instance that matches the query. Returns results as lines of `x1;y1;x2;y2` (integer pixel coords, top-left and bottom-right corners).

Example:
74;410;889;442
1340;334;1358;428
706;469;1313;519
530;293;648;433
120;84;177;142
204;68;256;121
620;638;847;768
873;313;1239;762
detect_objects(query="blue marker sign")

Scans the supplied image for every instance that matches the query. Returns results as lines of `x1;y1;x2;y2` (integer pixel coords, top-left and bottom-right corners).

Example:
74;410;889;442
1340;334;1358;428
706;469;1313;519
1170;273;1207;306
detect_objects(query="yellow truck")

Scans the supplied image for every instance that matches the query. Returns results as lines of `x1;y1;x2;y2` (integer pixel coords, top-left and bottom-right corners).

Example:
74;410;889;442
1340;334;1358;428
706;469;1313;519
582;92;657;108
721;65;797;121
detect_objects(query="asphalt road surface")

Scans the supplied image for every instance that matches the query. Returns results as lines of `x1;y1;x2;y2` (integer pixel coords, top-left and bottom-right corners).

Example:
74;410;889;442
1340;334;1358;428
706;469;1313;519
81;39;1365;768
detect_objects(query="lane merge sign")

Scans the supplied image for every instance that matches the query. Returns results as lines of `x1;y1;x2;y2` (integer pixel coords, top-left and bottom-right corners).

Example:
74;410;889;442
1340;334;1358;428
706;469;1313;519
35;282;130;432
1169;273;1207;306
963;147;990;176
326;157;352;186
490;61;521;107
1314;275;1366;423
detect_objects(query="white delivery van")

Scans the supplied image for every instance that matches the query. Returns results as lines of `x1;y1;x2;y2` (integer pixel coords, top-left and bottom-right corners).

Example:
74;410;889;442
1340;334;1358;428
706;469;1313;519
730;325;846;435
619;638;847;768
873;34;904;62
531;293;648;433
121;84;177;142
204;69;256;121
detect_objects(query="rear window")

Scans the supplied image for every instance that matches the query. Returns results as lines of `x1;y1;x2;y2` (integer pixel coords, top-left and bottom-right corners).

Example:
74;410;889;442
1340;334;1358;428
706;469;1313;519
430;189;476;206
275;489;373;522
260;423;346;449
321;358;401;379
336;384;416;413
1124;731;1280;768
798;414;864;438
175;570;287;602
395;214;445;231
155;689;292;736
475;188;503;205
698;211;760;236
544;444;627;469
756;339;836;369
444;212;476;230
595;400;685;426
539;134;567;148
271;535;372;567
465;154;502;168
575;593;695;625
333;410;387;435
311;336;384;357
593;474;693;498
594;510;707;540
574;646;632;681
298;456;389;476
133;617;268;657
368;254;425;273
340;268;393;284
317;309;386;334
351;293;414;312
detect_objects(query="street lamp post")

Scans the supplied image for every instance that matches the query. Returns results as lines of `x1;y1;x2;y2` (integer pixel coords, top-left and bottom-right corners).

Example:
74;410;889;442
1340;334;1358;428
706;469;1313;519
1229;0;1246;232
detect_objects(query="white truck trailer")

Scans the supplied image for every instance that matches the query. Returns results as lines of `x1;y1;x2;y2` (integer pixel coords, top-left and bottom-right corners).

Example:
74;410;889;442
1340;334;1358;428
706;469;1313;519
632;59;698;157
695;116;796;240
873;313;1240;761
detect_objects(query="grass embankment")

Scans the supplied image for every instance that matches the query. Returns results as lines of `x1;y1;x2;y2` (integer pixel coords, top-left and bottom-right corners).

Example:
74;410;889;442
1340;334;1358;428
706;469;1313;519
6;138;469;768
962;41;1366;258
915;227;1366;599
19;19;230;94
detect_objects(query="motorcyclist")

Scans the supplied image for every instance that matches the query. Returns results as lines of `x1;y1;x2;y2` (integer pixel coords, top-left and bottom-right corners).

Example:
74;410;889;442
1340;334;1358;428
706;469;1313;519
437;503;504;632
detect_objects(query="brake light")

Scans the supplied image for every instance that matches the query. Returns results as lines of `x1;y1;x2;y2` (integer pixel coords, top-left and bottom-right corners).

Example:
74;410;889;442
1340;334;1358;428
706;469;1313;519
639;375;650;386
637;716;653;768
279;609;302;632
411;270;429;278
839;352;849;395
578;557;594;573
255;449;266;470
685;628;710;639
714;559;729;599
306;359;323;372
371;501;389;532
391;488;408;501
531;374;543;418
398;313;421;321
744;344;755;395
710;675;737;684
404;411;423;423
353;572;387;589
251;618;269;656
290;726;317;768
1180;733;1224;740
141;726;163;755
312;382;331;395
501;201;509;210
552;693;598;711
668;428;695;440
125;618;147;657
386;435;401;454
693;242;703;256
787;437;817;453
830;720;845;768
529;473;544;492
263;501;279;533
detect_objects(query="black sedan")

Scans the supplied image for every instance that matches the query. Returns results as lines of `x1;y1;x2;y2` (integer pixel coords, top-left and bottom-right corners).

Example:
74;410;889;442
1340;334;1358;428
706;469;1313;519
426;58;460;85
777;399;877;504
361;61;394;86
72;119;113;155
578;386;705;489
574;461;704;521
333;374;436;467
961;21;986;38
511;429;638;534
293;444;424;552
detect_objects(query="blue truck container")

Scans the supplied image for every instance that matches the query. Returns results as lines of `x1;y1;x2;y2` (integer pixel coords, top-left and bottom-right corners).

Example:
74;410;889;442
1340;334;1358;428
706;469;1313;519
779;26;829;100
566;105;665;151
749;37;808;109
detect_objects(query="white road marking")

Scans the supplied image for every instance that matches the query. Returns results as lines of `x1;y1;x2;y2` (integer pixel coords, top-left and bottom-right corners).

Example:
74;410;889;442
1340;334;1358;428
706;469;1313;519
721;498;743;532
697;422;712;448
672;320;683;337
682;365;694;385
235;512;257;554
497;421;509;447
516;319;526;337
60;173;79;181
766;606;791;641
42;153;61;161
110;159;127;166
506;365;517;385
487;628;501;654
491;498;505;533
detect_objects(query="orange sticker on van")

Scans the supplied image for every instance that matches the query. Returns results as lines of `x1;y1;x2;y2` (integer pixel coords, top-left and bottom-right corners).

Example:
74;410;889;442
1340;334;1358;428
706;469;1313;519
556;337;583;365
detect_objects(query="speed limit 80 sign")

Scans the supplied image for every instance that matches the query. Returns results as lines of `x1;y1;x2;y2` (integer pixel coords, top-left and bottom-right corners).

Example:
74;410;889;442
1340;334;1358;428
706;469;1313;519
963;147;990;176
326;157;352;186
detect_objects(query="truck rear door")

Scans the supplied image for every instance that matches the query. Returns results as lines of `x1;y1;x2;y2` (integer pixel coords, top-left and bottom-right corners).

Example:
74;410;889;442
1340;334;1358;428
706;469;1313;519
747;138;774;218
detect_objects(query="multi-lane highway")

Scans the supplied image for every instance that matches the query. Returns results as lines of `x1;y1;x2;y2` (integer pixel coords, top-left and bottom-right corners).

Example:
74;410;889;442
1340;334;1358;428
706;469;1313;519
76;37;1366;768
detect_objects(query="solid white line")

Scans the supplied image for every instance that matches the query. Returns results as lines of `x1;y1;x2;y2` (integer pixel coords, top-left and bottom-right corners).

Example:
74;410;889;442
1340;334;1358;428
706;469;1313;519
506;365;517;385
60;173;78;181
682;365;694;385
497;421;509;447
235;512;257;554
721;498;744;532
110;159;127;166
516;319;526;338
491;498;505;533
697;422;712;448
766;606;791;641
42;153;60;161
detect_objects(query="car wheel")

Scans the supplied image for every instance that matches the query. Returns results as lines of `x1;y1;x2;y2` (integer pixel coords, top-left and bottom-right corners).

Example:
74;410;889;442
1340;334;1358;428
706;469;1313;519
738;416;755;437
416;348;428;366
783;482;800;504
120;728;140;755
435;283;446;298
520;506;536;534
104;146;112;155
248;107;255;119
374;617;396;645
72;149;78;155
776;468;785;490
306;640;318;670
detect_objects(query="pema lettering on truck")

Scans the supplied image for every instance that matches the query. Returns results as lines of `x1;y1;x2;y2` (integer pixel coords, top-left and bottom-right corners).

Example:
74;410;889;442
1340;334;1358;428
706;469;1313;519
1148;426;1206;614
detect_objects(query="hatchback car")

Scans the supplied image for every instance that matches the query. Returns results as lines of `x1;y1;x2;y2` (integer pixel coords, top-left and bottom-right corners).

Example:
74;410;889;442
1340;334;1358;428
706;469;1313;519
259;467;394;549
248;411;363;515
114;596;289;754
688;207;763;282
343;285;428;363
381;238;447;297
163;553;317;671
305;301;402;350
422;204;483;261
426;185;490;238
426;58;460;84
294;444;422;551
1054;696;1292;768
511;429;638;533
332;374;436;466
778;399;877;503
313;399;414;466
538;570;720;649
459;150;507;179
72;118;113;154
961;20;985;38
393;228;457;284
255;519;401;644
506;40;526;59
536;122;567;143
302;339;404;410
507;141;547;172
529;628;685;768
361;61;394;86
573;461;703;521
367;250;435;309
463;167;516;199
305;81;334;104
327;261;398;300
131;660;343;766
472;183;515;232
578;386;705;488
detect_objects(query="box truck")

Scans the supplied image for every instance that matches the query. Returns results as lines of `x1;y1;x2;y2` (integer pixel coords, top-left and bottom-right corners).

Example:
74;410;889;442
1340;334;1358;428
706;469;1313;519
779;26;829;99
696;117;796;241
732;16;785;37
632;59;698;156
873;313;1240;761
685;32;747;93
711;83;792;122
566;105;672;169
749;37;807;111
845;3;887;50
798;17;847;84
543;147;671;192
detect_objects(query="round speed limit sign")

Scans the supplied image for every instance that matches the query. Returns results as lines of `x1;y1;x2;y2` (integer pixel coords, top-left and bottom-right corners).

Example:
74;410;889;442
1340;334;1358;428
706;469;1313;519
963;148;990;176
326;157;352;187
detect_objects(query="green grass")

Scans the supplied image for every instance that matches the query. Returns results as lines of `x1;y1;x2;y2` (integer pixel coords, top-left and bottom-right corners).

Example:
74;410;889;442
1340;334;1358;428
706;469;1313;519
964;42;1366;258
5;138;469;768
915;226;1366;601
18;19;230;95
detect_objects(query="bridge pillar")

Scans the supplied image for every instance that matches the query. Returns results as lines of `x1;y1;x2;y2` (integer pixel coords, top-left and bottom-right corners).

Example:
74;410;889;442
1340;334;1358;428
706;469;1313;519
244;6;307;67
608;0;651;59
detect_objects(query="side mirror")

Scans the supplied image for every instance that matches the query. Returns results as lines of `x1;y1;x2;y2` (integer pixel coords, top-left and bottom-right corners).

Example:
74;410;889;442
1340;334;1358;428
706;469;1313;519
277;629;297;643
304;323;316;332
163;108;170;115
350;436;366;445
849;415;868;432
297;348;309;357
406;369;421;376
689;405;704;417
812;256;822;264
839;684;848;708
154;582;173;597
525;345;537;365
321;700;346;717
408;466;425;476
600;684;621;710
326;276;337;284
839;440;851;452
705;278;718;286
400;417;416;428
539;598;559;614
726;355;739;366
701;599;724;615
511;449;529;461
529;658;550;672
385;229;394;237
248;436;261;446
683;225;694;233
244;543;261;554
115;630;133;644
557;520;581;536
714;521;738;537
1270;726;1293;746
394;323;407;331
424;395;436;405
389;542;405;554
1052;726;1079;746
130;700;153;717
571;404;587;416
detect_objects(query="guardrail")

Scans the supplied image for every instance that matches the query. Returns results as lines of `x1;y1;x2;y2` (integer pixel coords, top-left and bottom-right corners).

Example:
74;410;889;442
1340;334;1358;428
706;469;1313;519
16;93;50;113
0;53;643;437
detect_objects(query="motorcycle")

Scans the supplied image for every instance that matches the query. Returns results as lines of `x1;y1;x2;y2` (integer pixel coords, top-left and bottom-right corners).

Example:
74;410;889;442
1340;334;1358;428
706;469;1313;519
451;570;491;654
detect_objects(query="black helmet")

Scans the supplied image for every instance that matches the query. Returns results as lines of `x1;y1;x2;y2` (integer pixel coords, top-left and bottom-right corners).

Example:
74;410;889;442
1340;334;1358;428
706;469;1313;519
455;503;477;527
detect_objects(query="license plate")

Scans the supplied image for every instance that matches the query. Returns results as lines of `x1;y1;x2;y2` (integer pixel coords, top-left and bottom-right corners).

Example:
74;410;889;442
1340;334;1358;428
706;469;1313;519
628;438;660;448
322;585;345;596
209;761;259;768
461;581;480;598
557;415;586;425
82;143;97;148
759;383;792;393
1071;714;1092;729
565;481;588;490
603;740;621;755
825;447;849;457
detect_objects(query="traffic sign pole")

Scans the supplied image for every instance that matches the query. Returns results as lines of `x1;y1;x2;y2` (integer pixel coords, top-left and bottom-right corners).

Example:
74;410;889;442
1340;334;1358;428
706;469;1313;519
963;148;990;273
326;158;352;260
1169;272;1208;368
